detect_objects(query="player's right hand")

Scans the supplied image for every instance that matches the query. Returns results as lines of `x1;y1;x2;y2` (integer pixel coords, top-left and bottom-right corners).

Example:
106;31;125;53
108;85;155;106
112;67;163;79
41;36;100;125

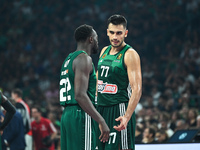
99;121;110;143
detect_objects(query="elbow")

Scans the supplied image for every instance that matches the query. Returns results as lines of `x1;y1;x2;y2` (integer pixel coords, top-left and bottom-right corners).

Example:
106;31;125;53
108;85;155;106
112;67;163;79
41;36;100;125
11;107;16;115
131;85;142;101
74;92;85;103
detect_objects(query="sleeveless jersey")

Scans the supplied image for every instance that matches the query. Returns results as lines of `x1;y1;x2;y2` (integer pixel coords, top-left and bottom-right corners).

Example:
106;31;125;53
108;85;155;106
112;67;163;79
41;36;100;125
60;51;96;106
97;44;132;106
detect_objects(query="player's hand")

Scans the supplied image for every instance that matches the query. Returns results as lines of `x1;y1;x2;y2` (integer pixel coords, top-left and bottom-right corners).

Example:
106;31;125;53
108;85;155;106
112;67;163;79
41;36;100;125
113;116;128;131
99;121;110;143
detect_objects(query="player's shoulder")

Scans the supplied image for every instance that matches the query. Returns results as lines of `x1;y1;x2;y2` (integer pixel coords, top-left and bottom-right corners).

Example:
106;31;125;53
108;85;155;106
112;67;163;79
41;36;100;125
125;47;140;57
124;47;140;65
75;52;92;65
102;46;109;51
40;117;51;124
99;46;109;57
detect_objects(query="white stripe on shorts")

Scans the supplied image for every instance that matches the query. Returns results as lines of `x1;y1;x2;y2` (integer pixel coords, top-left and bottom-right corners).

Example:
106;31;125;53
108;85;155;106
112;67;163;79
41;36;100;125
85;113;91;150
119;103;128;150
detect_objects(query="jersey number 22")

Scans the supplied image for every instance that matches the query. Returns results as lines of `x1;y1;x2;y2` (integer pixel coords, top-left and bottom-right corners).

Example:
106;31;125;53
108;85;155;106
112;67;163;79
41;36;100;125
60;77;71;102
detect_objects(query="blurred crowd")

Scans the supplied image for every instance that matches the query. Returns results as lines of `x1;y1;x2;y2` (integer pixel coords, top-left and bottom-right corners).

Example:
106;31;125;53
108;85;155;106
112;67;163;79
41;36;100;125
0;0;200;148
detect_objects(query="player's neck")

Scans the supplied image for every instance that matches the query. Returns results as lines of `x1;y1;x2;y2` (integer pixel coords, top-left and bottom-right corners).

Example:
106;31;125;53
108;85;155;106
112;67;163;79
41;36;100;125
76;43;91;56
35;116;41;122
111;42;126;53
16;97;22;102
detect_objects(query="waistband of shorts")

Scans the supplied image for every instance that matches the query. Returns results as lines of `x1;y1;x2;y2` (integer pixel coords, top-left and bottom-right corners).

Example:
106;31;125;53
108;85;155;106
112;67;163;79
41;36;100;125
62;104;79;108
97;102;128;107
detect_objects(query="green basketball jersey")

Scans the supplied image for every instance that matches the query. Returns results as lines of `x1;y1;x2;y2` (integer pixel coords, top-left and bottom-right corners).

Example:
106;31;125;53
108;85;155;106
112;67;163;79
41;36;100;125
60;50;96;106
97;44;132;106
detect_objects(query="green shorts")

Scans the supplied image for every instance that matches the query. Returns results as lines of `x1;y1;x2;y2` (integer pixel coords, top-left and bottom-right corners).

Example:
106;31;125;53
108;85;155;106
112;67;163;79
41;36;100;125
96;102;136;150
61;105;97;150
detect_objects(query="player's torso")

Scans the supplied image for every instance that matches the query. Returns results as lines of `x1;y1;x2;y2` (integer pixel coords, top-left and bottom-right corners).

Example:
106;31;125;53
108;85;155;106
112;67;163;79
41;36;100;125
97;44;132;106
32;119;49;137
60;51;96;106
32;119;54;149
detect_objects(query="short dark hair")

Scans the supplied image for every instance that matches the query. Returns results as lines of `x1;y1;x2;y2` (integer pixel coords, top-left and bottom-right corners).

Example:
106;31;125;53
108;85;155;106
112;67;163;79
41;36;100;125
32;105;41;113
74;24;93;42
12;88;23;98
107;14;127;28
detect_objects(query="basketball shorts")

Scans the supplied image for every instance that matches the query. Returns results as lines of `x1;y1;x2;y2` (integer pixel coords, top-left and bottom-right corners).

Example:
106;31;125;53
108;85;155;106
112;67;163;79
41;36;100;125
61;105;97;150
96;102;136;150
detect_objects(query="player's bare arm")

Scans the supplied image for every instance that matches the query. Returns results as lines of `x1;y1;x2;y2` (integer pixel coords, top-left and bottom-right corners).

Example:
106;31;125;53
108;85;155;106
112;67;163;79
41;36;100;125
113;49;142;131
73;53;110;142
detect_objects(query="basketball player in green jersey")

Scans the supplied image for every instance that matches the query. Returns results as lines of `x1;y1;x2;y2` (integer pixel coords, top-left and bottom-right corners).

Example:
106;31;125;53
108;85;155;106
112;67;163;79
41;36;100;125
96;15;142;150
0;90;16;150
60;24;110;150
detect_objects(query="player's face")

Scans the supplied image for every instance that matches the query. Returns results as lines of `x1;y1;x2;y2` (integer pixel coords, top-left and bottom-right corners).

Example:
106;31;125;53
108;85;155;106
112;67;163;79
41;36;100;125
107;23;128;48
91;30;99;54
31;108;40;120
143;128;150;138
11;93;17;100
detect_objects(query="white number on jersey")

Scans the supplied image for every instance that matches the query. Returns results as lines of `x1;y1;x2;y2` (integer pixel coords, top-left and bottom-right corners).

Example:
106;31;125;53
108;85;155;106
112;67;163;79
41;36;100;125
108;132;117;144
60;77;71;102
100;66;109;77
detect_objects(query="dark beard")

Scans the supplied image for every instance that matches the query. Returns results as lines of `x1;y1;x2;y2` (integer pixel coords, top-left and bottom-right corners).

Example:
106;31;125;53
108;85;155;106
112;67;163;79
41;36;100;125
111;40;123;48
92;45;99;54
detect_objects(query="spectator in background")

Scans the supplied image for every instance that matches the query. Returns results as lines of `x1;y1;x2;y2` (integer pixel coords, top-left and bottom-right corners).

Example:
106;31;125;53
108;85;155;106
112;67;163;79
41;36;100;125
135;123;145;144
187;108;198;128
169;111;181;131
1;98;26;150
196;115;200;128
142;127;157;144
175;119;188;132
11;88;32;150
159;119;174;138
155;130;168;143
31;106;57;150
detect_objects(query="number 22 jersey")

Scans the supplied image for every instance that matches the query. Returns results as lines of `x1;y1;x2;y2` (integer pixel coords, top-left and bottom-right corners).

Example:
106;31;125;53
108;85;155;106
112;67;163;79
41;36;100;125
59;50;96;106
97;44;132;106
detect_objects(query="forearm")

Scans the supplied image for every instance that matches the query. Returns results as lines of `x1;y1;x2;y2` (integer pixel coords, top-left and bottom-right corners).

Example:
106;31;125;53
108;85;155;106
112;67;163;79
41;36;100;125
76;94;105;124
124;88;142;121
50;132;57;140
0;100;16;130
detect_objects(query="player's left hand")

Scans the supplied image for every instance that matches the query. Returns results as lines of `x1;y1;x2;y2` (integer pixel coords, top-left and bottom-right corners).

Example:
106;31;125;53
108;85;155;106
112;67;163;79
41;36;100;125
113;116;128;131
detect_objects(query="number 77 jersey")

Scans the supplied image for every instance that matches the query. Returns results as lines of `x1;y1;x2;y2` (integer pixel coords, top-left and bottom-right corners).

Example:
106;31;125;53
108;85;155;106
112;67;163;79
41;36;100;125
60;50;96;106
97;44;132;106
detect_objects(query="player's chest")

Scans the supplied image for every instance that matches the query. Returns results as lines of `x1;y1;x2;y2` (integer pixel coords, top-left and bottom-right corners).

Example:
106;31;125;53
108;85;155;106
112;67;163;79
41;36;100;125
33;123;48;132
98;55;126;78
